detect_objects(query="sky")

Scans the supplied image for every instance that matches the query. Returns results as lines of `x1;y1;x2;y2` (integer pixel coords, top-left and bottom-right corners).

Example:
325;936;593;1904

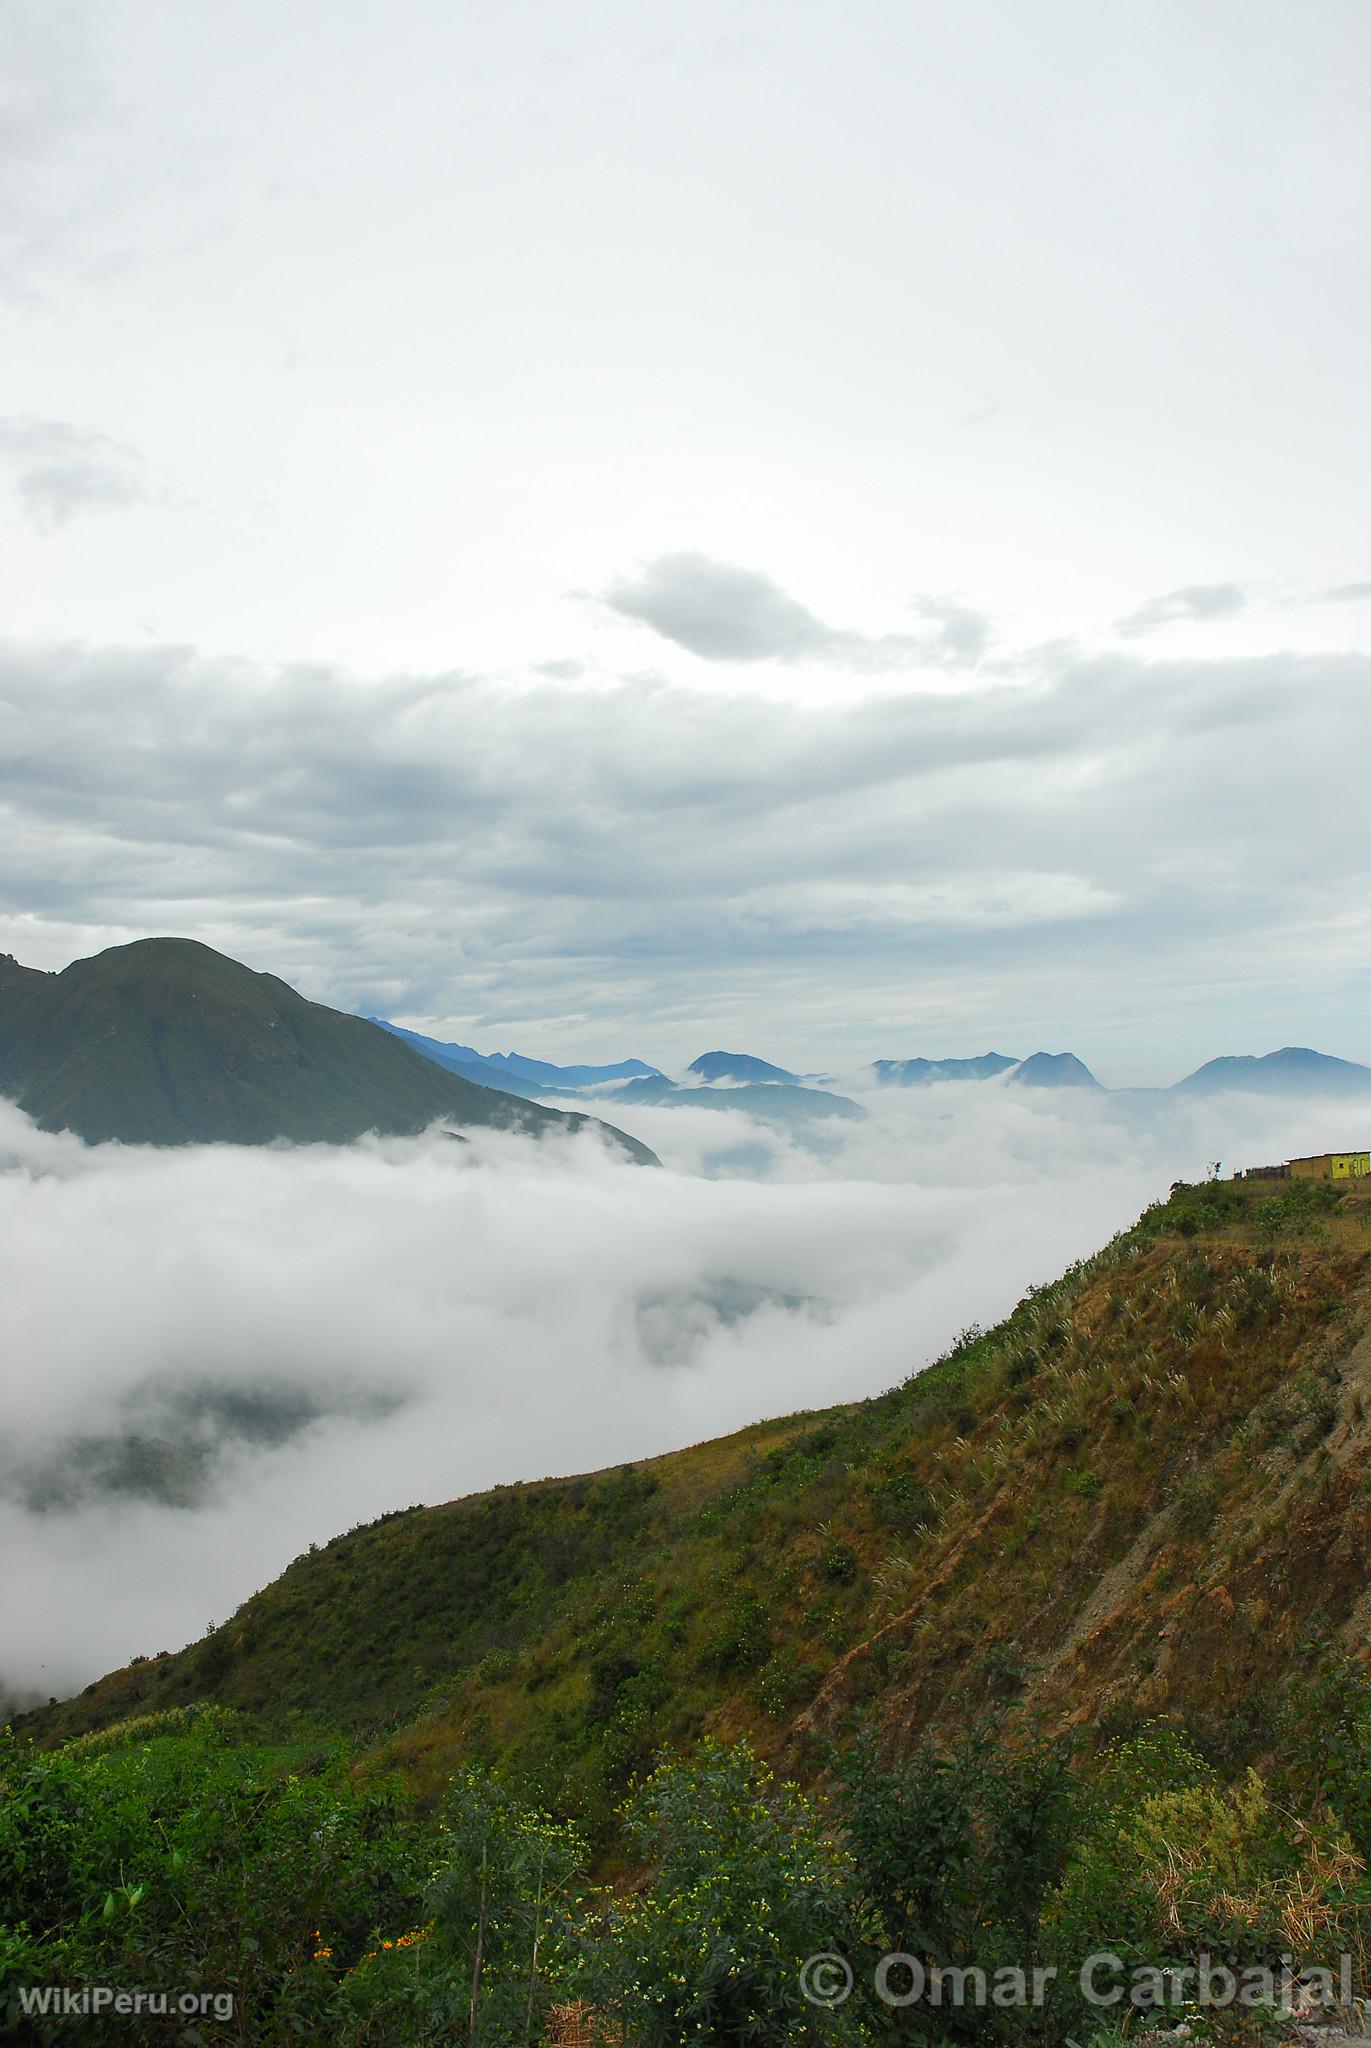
2;0;1369;1079
4;1076;1361;1706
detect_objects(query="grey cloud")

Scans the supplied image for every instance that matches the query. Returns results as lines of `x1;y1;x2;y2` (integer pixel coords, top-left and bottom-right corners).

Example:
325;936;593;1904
1114;582;1247;638
0;636;1367;1070
603;553;990;671
911;597;992;666
605;553;833;662
0;417;155;530
1318;581;1371;605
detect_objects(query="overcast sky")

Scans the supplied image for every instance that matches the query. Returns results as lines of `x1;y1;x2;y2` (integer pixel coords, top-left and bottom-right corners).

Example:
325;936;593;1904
2;0;1368;1080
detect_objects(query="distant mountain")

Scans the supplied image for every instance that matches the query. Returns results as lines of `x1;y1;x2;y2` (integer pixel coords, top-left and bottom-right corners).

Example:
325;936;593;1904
687;1051;800;1084
0;939;655;1159
1006;1051;1103;1090
872;1053;1019;1086
1172;1046;1371;1098
370;1020;662;1098
369;1022;546;1098
484;1049;663;1089
598;1075;863;1125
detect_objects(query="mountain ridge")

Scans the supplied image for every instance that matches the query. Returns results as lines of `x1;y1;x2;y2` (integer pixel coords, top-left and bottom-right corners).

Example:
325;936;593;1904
0;938;656;1159
370;1019;663;1097
1174;1045;1371;1097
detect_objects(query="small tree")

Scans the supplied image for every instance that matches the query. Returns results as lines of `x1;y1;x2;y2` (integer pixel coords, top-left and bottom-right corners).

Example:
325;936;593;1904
339;1770;587;2047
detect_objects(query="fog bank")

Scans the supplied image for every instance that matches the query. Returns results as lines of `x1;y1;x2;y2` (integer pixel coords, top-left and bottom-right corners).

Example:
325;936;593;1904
2;1081;1361;1705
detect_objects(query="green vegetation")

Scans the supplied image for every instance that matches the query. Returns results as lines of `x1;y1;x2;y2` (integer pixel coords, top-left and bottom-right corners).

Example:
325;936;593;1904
6;1699;1371;2043
10;1174;1371;2039
0;937;655;1156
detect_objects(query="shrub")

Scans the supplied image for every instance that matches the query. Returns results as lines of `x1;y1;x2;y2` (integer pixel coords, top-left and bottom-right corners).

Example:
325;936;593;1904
821;1542;860;1586
579;1741;863;2046
837;1725;1079;2039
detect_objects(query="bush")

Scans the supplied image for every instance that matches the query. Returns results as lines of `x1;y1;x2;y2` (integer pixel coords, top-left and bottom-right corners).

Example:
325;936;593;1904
1045;1729;1365;2036
821;1542;860;1586
704;1592;772;1674
0;1717;425;2045
837;1726;1078;2039
579;1741;864;2046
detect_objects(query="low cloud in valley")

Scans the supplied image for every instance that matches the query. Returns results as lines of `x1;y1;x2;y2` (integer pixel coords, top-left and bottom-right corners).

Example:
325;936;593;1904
2;1079;1362;1707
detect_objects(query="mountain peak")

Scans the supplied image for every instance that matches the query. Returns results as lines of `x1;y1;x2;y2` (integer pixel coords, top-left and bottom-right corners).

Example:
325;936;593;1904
1006;1051;1102;1090
687;1051;799;1084
1174;1046;1371;1097
0;938;656;1159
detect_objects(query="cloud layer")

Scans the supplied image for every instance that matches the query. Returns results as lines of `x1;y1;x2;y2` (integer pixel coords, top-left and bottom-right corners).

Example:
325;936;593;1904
0;635;1368;1077
2;1079;1360;1708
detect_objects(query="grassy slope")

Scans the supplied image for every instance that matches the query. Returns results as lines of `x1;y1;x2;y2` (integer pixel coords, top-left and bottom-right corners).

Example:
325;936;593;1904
24;1176;1371;1819
0;937;654;1157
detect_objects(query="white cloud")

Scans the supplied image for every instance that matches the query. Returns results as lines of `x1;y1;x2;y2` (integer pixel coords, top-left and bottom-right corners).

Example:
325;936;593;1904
0;417;157;530
1114;582;1247;639
1;1079;1360;1707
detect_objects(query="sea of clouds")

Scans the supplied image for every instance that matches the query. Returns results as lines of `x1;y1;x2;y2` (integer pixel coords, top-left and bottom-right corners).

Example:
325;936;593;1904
1;1080;1365;1709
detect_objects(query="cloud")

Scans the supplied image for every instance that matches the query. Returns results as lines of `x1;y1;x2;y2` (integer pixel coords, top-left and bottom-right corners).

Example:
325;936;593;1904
1114;582;1247;638
1317;581;1371;605
602;552;991;671
604;553;834;662
0;417;157;530
0;1;215;301
0;635;1367;1074
911;596;992;666
2;1077;1356;1707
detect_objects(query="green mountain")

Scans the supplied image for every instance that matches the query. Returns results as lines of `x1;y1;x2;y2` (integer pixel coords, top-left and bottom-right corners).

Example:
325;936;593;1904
0;938;656;1157
29;1173;1371;1818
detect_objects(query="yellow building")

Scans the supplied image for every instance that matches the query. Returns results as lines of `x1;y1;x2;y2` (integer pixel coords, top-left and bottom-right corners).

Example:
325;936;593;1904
1288;1152;1371;1181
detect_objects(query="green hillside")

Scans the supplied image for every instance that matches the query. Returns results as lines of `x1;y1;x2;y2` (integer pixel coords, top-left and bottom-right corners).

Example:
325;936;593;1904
31;1174;1371;1804
0;938;655;1157
12;1174;1371;2045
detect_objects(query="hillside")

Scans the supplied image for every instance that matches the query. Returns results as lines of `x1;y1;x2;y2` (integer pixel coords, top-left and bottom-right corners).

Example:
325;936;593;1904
28;1172;1371;1823
0;938;655;1157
